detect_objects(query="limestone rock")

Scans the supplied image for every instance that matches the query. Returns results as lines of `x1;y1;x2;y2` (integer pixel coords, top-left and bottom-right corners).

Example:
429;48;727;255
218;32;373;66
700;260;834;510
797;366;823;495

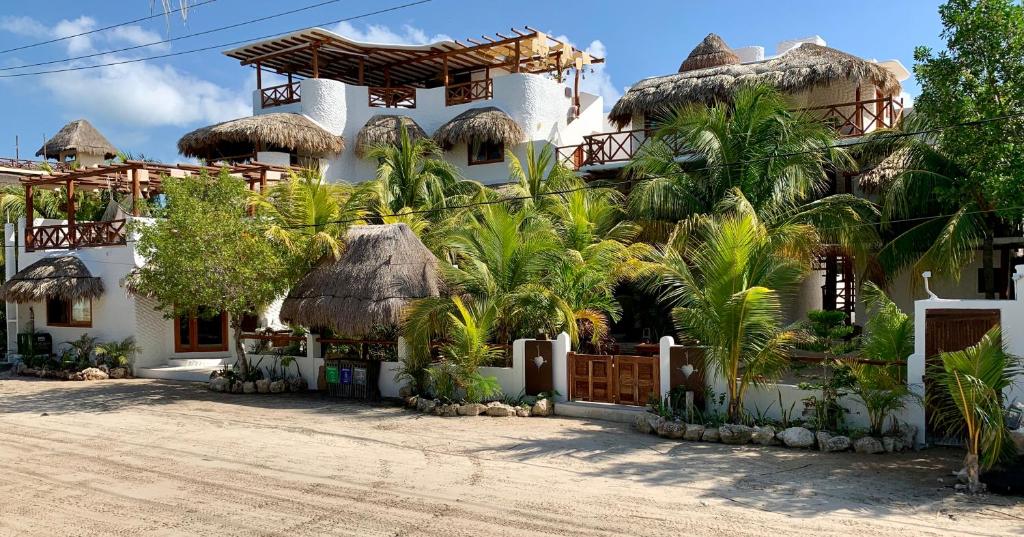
657;420;686;439
683;424;705;441
752;425;779;445
825;435;851;452
702;427;721;442
439;404;459;417
898;422;919;451
405;395;419;408
457;403;487;416
531;398;553;417
79;367;109;381
288;377;307;392
256;379;271;394
882;436;896;453
635;414;661;434
109;367;127;379
516;406;532;417
779;427;815;448
416;398;436;414
209;377;229;392
719;424;753;445
398;385;413;398
243;381;256;394
816;431;832;451
485;403;515;417
854;436;885;454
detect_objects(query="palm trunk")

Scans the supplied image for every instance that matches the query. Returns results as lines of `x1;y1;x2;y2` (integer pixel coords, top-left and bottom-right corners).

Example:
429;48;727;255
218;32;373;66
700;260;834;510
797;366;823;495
233;320;249;379
963;452;985;494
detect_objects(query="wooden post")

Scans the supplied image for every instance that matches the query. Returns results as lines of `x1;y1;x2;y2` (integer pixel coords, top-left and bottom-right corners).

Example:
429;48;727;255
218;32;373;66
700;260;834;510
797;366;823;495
573;67;581;112
66;178;75;248
513;39;521;73
384;67;391;88
256;61;262;91
131;169;142;216
442;54;449;86
357;57;365;85
24;184;33;251
311;43;320;79
854;86;863;134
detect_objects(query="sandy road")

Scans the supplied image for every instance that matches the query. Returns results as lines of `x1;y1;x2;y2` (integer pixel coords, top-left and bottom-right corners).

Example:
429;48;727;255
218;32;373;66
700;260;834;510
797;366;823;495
0;378;1020;536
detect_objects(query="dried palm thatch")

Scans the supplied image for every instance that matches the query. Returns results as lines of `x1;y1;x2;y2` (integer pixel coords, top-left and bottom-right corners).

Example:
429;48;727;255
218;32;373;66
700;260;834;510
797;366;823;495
280;224;441;336
432;106;525;149
177;113;344;160
36;119;118;159
610;43;902;127
354;114;428;157
679;33;740;72
0;255;104;303
858;147;910;193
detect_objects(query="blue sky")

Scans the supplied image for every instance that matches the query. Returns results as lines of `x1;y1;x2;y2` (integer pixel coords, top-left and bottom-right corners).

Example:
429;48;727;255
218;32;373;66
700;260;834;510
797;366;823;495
0;0;946;163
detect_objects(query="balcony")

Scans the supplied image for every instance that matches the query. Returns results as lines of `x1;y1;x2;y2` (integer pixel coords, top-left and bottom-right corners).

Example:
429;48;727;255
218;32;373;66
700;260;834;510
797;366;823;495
445;79;493;106
558;96;905;170
368;86;417;109
27;220;128;252
260;81;301;108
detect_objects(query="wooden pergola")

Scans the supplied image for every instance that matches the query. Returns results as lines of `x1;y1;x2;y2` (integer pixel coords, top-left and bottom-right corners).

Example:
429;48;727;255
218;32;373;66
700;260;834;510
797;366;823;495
20;161;292;251
224;26;604;109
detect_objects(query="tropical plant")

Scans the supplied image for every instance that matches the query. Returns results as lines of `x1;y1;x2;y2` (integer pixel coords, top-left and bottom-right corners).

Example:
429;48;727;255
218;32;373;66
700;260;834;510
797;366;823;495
505;142;577;203
928;326;1021;493
650;193;810;422
64;334;99;364
95;337;142;369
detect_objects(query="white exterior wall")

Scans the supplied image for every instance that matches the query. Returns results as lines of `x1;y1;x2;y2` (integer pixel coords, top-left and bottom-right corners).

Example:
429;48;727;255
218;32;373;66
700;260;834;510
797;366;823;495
253;73;603;185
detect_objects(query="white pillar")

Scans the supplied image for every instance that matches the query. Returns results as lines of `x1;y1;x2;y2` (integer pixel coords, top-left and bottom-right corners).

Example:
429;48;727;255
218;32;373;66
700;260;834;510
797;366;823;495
659;335;674;398
907;300;930;447
4;222;17;357
305;333;324;390
551;332;571;402
512;338;526;392
1014;265;1024;300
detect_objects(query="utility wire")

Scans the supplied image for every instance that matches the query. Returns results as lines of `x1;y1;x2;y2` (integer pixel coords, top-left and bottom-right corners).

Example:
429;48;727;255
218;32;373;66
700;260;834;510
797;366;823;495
0;0;219;55
0;0;348;72
0;0;434;78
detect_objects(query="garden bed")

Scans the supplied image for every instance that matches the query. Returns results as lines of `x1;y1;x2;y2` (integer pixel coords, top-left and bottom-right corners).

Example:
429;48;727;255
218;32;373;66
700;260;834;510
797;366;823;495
403;394;553;418
207;375;307;394
13;363;130;381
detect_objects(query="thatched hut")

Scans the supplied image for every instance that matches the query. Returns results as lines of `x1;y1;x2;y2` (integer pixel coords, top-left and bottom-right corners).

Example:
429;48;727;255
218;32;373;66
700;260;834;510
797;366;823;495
177;112;344;161
0;255;103;303
858;147;910;193
678;33;740;73
36;119;118;161
279;224;441;336
354;114;428;157
432;106;525;149
609;41;902;128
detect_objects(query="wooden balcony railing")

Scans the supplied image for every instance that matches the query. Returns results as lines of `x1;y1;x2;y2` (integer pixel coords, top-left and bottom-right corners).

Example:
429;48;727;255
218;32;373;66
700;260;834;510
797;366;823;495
445;79;493;106
0;158;71;173
260;81;301;108
557;97;906;170
368;86;417;108
798;96;904;137
26;219;127;252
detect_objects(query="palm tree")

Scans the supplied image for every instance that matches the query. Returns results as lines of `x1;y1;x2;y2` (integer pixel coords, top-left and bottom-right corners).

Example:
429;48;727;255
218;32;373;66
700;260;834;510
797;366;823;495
627;83;861;243
862;113;1007;297
651;191;812;422
505;142;577;203
928;327;1021;493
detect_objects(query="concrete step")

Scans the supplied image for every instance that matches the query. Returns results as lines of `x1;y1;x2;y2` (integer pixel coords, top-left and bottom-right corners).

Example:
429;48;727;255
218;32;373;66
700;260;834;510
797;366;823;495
136;365;223;383
166;358;232;368
554;400;649;424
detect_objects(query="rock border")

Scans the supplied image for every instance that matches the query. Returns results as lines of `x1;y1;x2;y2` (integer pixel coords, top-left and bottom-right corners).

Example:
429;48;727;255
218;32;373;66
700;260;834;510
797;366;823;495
403;395;553;418
207;376;308;394
635;414;917;454
14;363;130;381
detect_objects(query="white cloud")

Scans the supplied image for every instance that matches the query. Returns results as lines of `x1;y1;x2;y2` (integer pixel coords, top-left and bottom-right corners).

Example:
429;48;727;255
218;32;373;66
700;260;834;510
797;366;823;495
107;25;170;51
331;21;451;45
53;16;97;55
576;40;620;111
0;15;49;37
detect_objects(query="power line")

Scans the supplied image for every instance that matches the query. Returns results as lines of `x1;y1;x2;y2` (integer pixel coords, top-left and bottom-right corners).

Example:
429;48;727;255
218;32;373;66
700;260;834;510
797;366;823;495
0;0;434;78
0;0;347;72
0;0;219;55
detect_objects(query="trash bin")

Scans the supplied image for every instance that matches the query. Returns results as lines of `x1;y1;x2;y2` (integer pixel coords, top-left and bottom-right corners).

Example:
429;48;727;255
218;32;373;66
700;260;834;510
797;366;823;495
323;358;381;400
17;332;52;357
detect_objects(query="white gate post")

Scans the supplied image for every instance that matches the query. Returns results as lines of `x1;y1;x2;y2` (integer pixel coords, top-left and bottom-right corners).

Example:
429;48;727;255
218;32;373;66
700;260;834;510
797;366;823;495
552;332;571;402
305;332;323;390
659;335;674;399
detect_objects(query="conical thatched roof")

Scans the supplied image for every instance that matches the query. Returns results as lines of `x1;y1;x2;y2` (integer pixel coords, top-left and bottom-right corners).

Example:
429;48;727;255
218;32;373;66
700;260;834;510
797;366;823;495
679;33;740;73
610;43;903;128
858;147;910;193
36;119;117;159
279;224;441;336
177;113;344;160
432;106;525;149
354;114;428;157
0;255;104;303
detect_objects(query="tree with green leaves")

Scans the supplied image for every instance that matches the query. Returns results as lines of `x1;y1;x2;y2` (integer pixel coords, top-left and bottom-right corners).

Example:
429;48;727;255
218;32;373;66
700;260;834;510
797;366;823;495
131;170;290;377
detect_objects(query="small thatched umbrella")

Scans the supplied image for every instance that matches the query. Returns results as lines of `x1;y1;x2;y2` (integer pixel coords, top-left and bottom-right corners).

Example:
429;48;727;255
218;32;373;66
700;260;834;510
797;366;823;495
36;119;117;160
177;113;344;161
679;33;740;73
0;255;104;303
354;114;428;157
432;106;525;149
609;42;902;128
279;224;441;336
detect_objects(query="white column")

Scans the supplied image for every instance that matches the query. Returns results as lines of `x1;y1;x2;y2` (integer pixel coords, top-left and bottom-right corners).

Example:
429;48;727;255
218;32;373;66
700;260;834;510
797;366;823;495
906;300;930;448
659;335;674;398
5;222;17;357
551;332;571;402
305;333;323;390
512;338;526;393
1014;265;1024;300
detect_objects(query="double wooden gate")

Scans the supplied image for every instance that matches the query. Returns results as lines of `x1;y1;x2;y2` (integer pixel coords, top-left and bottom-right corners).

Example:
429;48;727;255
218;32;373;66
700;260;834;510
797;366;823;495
567;353;660;406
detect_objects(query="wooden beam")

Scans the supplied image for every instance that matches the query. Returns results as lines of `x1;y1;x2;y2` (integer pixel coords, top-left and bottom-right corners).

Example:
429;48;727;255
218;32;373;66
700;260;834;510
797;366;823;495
311;43;320;79
24;184;33;251
240;42;314;66
513;39;521;73
131;170;142;216
256;61;262;90
66;178;75;248
358;57;365;85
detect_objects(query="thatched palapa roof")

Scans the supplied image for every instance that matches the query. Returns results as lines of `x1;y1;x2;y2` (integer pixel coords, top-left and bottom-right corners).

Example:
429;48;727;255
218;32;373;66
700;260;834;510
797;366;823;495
679;33;740;73
280;224;441;336
36;119;117;159
858;147;910;193
609;41;903;128
0;255;104;303
177;113;343;160
432;106;525;149
354;114;428;157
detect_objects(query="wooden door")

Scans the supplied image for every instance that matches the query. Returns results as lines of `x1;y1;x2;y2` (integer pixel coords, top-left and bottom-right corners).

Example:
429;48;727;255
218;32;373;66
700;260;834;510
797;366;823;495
524;340;554;395
614;355;659;406
924;309;1000;433
568;353;613;403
